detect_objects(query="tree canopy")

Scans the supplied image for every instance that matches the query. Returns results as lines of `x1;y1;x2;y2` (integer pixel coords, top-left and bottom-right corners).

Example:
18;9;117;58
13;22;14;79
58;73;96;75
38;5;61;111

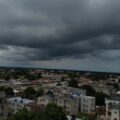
8;104;67;120
68;79;78;88
95;92;109;106
81;85;96;96
24;87;36;99
5;87;14;96
9;108;36;120
44;104;67;120
36;87;44;97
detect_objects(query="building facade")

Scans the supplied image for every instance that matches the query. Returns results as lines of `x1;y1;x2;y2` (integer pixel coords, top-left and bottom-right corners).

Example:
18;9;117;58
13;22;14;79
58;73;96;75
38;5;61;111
38;94;95;115
7;97;34;114
80;96;95;114
105;95;120;120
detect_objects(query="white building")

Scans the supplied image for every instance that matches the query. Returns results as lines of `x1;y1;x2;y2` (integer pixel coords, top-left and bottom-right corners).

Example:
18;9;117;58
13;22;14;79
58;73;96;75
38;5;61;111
105;95;120;120
38;94;95;115
80;96;95;114
92;84;116;96
41;73;67;82
37;95;79;114
7;97;34;114
56;96;79;115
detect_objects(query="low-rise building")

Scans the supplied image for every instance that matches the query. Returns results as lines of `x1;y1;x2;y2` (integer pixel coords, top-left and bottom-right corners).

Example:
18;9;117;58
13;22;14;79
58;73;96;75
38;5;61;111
92;84;116;95
7;97;34;114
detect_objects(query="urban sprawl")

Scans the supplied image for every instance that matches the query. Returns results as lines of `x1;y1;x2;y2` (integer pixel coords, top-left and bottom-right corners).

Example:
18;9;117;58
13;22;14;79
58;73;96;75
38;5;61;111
0;68;119;120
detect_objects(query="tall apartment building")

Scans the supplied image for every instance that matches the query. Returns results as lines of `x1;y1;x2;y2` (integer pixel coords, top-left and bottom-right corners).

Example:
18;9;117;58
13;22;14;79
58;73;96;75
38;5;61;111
80;96;95;114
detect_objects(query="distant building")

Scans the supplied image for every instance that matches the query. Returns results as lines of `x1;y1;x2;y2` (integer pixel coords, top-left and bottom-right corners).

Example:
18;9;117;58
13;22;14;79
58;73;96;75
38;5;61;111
92;84;116;95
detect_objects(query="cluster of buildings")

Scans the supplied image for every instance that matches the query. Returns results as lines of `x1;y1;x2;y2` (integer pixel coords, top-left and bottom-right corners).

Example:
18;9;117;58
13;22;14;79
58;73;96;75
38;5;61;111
6;86;95;115
0;86;95;119
0;69;120;120
37;87;95;115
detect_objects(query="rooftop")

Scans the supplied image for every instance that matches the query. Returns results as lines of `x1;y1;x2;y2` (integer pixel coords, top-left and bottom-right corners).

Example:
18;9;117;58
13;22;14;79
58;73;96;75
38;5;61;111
108;94;120;101
8;97;34;104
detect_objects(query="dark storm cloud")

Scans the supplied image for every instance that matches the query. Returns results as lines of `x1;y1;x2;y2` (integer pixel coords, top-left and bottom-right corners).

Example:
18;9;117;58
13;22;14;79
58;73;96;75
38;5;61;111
0;0;120;61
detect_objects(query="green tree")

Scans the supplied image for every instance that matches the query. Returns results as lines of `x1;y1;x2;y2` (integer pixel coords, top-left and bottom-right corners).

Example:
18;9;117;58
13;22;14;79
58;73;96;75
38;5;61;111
5;87;14;96
0;86;5;91
44;103;67;120
36;87;44;97
113;83;119;90
77;113;96;120
8;104;67;120
4;74;11;80
81;85;109;106
24;87;36;99
81;85;96;96
36;73;42;79
95;92;109;106
68;79;78;88
68;72;79;78
8;108;37;120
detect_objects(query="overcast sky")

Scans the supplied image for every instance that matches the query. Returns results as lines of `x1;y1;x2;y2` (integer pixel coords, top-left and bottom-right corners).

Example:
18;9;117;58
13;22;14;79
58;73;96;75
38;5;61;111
0;0;120;72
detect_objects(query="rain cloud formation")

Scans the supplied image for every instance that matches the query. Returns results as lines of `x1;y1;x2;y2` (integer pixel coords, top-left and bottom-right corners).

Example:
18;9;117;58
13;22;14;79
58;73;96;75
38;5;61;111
0;0;120;72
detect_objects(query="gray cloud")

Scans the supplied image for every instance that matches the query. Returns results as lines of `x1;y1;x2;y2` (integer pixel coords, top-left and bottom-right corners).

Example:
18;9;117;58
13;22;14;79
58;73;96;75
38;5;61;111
0;0;120;71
